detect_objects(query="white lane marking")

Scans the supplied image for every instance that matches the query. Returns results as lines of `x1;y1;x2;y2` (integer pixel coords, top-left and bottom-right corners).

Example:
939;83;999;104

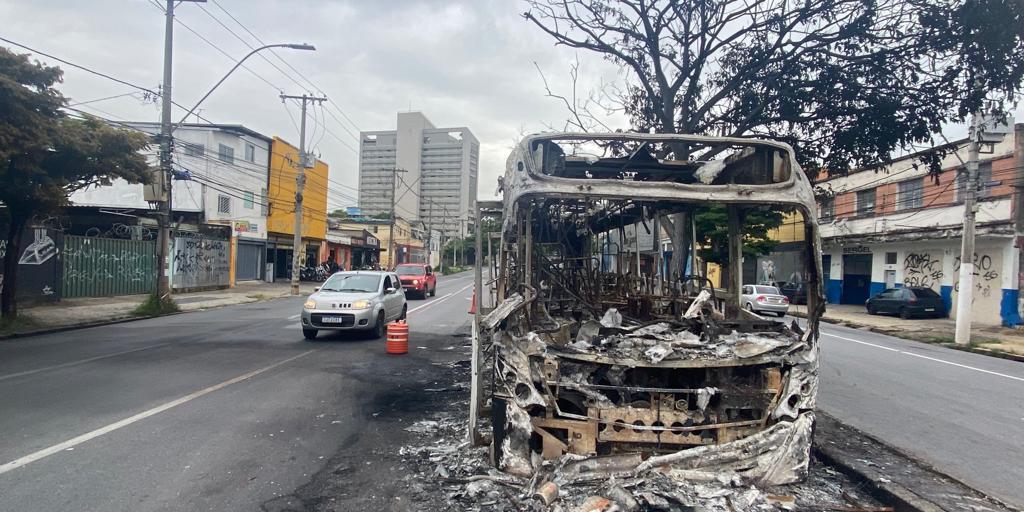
405;282;473;313
822;332;899;352
0;350;314;476
287;314;300;320
0;344;170;382
822;332;1024;383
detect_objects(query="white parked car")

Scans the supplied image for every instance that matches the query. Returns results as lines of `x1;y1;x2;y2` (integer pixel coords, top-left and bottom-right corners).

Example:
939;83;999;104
740;284;790;317
300;271;407;340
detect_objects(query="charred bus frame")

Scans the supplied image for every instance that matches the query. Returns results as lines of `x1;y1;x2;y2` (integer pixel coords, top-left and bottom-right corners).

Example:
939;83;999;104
471;132;824;485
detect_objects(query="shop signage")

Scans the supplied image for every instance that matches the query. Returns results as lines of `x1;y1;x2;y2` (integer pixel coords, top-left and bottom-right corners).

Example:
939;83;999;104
233;221;258;234
842;245;871;254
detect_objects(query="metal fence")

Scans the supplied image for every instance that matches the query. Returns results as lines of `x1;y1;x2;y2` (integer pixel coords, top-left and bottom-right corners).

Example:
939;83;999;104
62;235;156;298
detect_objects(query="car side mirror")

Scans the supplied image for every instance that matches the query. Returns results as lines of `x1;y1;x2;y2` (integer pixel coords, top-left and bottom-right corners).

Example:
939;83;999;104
314;287;320;292
386;287;397;294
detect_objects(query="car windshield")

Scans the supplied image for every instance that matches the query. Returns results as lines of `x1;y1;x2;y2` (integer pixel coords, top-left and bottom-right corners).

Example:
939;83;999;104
396;266;424;276
910;287;940;298
319;274;380;293
755;285;781;294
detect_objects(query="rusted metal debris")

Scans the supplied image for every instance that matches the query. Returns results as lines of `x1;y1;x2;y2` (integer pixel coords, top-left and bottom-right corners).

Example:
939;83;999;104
400;361;882;511
475;133;825;496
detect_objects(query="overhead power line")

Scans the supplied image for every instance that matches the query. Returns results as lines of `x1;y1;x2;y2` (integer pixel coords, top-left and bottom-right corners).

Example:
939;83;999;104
0;36;217;124
208;0;363;139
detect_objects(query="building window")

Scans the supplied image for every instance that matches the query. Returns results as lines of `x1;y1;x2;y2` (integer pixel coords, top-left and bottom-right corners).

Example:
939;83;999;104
243;191;254;209
819;196;834;222
856;188;876;216
885;252;897;265
897;178;924;210
955;161;994;201
245;143;256;163
218;144;234;164
218;194;231;214
183;142;205;157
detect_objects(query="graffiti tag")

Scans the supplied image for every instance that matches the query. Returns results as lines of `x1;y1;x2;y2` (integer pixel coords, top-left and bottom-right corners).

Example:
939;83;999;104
903;252;943;289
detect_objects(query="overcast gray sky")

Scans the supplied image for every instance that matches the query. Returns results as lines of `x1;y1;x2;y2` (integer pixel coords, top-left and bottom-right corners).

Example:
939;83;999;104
2;0;1019;210
0;0;626;209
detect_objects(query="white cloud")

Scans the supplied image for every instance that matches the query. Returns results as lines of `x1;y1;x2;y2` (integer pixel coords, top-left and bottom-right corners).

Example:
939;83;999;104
0;0;628;209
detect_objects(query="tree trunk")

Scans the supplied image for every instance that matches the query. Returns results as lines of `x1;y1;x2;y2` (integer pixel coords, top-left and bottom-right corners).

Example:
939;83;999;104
661;212;691;282
1;214;27;319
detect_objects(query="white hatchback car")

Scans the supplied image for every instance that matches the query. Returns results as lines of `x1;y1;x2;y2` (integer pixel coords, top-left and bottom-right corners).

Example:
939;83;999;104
300;271;407;339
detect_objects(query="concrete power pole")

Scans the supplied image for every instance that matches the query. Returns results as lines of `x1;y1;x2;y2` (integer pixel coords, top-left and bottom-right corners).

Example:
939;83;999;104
1015;124;1024;327
954;113;983;345
155;0;205;301
426;198;434;268
386;168;407;270
280;94;327;295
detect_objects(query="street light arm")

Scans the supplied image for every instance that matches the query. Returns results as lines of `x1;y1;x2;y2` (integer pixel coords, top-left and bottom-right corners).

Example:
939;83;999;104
173;43;315;130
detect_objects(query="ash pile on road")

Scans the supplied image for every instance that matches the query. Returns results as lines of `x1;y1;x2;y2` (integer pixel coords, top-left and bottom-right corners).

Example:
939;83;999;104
396;361;883;512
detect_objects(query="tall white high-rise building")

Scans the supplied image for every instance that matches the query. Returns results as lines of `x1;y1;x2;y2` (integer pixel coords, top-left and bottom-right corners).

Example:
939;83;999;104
358;112;478;236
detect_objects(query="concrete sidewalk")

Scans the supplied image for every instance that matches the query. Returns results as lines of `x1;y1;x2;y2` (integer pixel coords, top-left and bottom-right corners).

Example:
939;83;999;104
791;303;1024;359
3;281;319;338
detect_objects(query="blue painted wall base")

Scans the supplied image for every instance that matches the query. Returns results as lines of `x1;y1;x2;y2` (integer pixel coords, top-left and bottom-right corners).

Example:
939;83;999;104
940;285;953;313
869;281;885;299
826;279;842;304
1001;288;1021;327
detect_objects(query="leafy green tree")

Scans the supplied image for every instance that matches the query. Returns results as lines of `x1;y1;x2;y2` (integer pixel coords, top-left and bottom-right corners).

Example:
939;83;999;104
442;218;502;267
526;0;1024;278
0;47;151;318
327;209;350;219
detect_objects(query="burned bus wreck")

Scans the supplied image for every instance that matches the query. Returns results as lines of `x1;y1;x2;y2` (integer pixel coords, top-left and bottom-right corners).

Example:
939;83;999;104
477;133;824;487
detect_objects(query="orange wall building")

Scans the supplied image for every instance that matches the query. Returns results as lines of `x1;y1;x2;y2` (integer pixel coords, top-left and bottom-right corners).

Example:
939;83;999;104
265;137;329;279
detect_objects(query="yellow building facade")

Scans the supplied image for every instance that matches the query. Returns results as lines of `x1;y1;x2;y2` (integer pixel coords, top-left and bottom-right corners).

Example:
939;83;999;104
266;137;329;279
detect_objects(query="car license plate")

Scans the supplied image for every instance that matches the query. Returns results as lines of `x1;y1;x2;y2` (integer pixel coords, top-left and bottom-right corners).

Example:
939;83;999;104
321;316;346;324
924;308;935;312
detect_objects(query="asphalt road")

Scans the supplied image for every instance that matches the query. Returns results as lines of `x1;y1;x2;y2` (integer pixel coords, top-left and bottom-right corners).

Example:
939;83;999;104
807;319;1024;508
0;271;478;512
5;273;1023;510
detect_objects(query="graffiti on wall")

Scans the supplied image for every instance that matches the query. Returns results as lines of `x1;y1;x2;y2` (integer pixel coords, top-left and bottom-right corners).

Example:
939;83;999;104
0;228;63;302
903;252;943;289
953;252;1000;298
758;260;776;284
171;237;230;289
64;244;152;284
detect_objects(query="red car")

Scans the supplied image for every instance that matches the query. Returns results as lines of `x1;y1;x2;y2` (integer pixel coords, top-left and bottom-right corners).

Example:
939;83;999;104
396;263;436;299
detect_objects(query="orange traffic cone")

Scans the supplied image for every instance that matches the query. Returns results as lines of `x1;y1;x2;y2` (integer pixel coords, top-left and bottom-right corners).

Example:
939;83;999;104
468;289;477;314
386;320;409;354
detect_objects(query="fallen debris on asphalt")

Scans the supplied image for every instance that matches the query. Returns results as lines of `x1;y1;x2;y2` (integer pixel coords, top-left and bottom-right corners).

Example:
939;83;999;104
399;359;881;511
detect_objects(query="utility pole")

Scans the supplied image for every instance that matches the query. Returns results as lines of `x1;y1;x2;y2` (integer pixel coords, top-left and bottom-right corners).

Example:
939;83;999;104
280;94;328;295
426;198;434;268
155;0;205;302
385;168;407;270
954;112;982;345
1015;124;1024;327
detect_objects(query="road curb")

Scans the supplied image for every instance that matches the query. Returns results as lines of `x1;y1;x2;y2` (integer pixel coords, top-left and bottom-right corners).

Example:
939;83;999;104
814;445;944;512
791;311;1024;363
814;413;1018;512
0;295;294;341
0;314;167;341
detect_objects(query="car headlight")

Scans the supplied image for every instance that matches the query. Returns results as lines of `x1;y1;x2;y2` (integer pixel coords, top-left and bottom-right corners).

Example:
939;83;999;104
351;299;372;309
413;279;419;286
303;299;317;310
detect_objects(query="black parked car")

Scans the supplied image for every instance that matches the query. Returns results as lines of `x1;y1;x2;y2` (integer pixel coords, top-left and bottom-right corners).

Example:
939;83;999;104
776;281;808;305
866;287;948;319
